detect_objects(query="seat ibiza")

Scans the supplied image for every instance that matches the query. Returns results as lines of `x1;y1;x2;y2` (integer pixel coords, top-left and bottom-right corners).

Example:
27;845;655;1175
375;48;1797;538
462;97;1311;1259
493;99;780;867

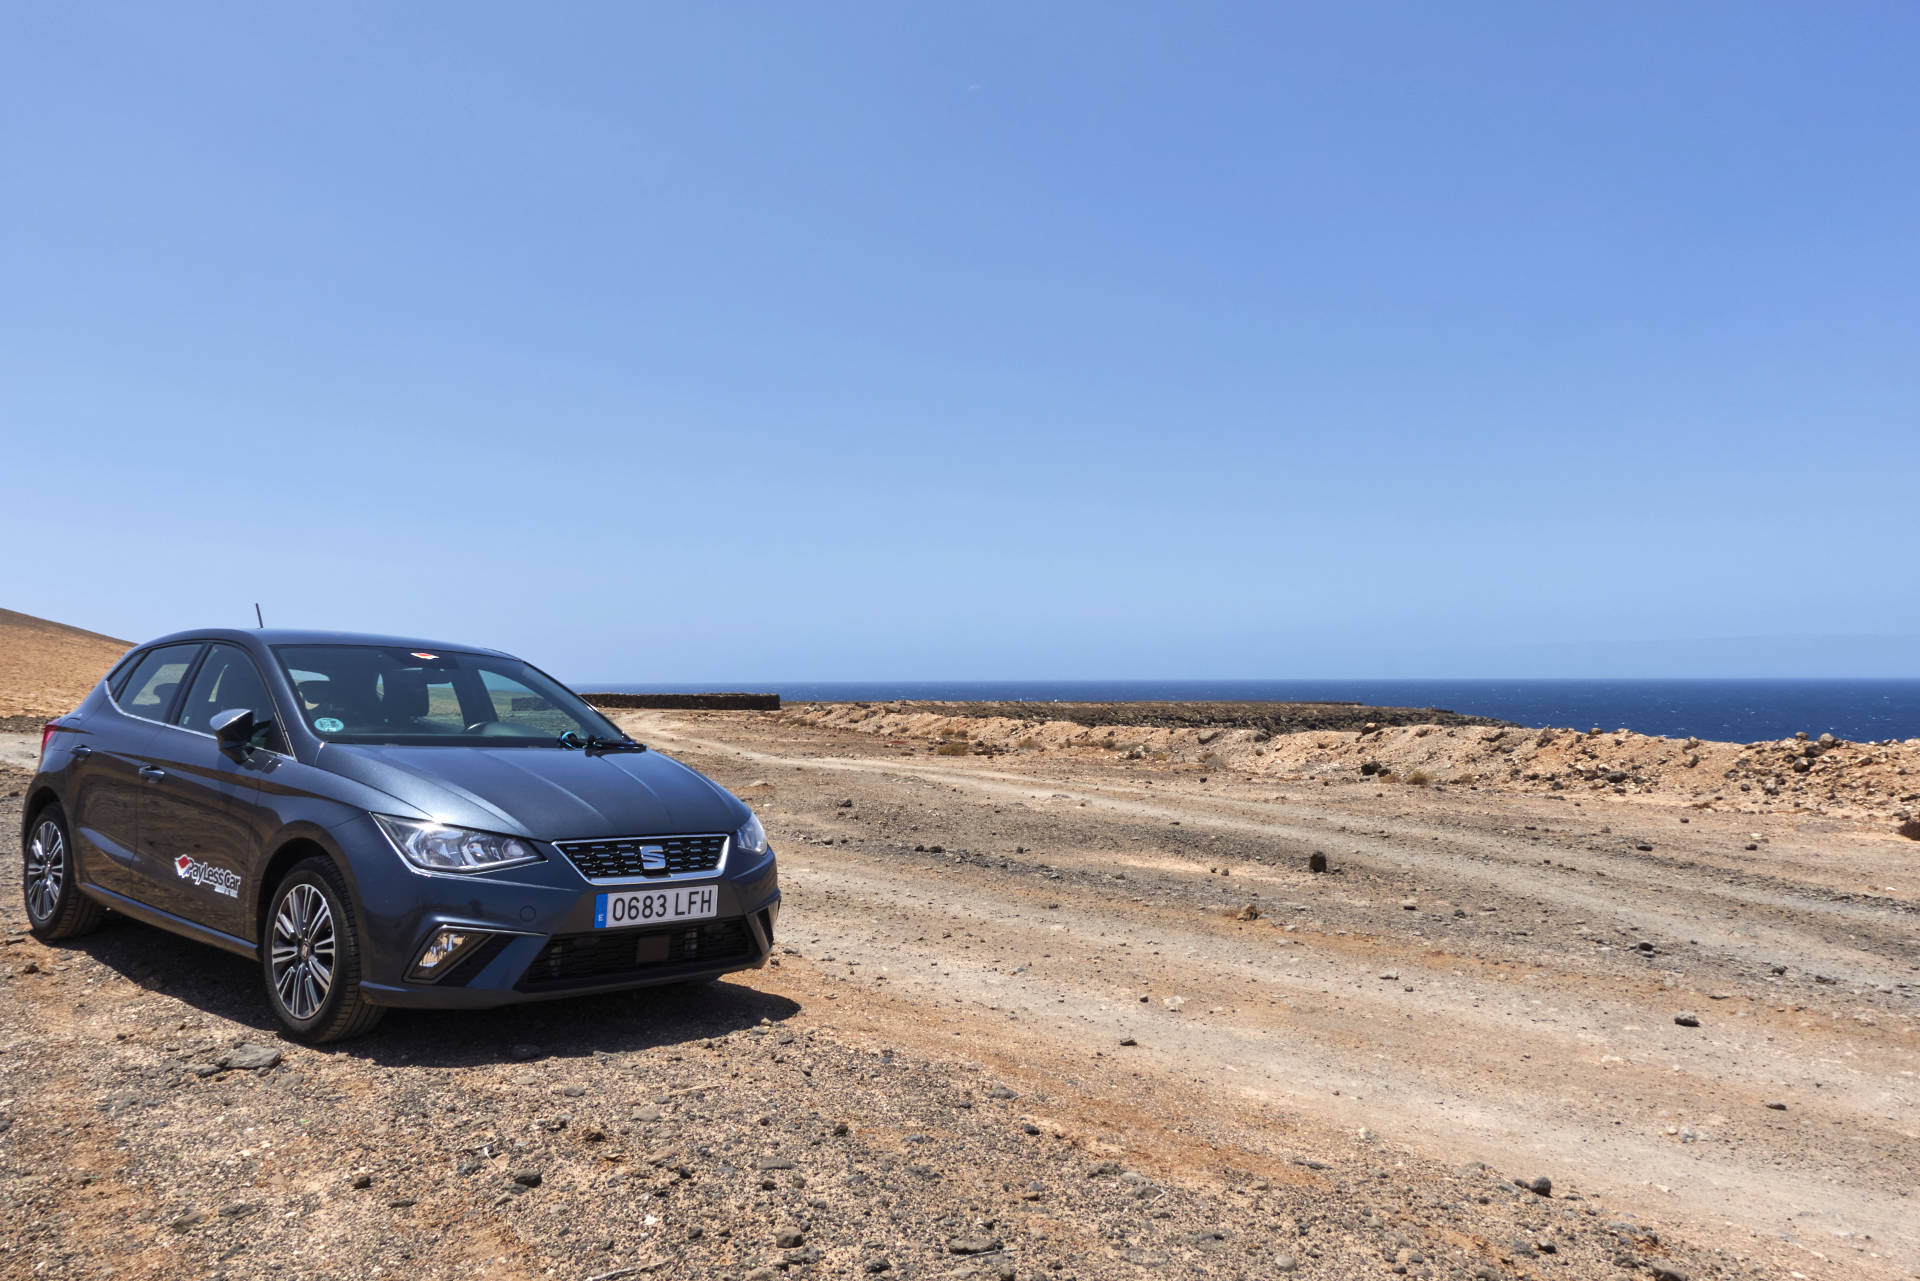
20;629;780;1041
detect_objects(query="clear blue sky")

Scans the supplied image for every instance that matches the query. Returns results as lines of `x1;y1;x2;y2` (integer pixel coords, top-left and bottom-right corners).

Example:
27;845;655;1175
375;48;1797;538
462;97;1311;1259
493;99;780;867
4;3;1915;681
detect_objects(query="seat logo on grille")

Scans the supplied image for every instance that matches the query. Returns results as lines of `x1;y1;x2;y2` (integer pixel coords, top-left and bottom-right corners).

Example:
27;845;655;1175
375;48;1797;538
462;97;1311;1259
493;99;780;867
639;844;668;872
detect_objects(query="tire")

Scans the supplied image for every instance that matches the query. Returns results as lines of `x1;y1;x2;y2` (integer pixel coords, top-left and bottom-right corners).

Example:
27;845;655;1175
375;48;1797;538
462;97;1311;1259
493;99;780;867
261;857;384;1043
23;802;107;940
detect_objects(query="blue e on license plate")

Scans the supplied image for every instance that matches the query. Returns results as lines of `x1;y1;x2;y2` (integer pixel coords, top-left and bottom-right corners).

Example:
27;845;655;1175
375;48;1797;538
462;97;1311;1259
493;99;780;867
593;885;718;929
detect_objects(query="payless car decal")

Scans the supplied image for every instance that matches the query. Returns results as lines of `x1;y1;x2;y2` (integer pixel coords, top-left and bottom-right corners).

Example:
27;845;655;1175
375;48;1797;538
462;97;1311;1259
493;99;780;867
314;717;344;733
175;854;242;898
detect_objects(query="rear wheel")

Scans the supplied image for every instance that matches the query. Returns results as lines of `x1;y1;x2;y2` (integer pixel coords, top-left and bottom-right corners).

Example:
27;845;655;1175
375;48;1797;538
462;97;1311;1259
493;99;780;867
261;858;383;1043
23;803;106;940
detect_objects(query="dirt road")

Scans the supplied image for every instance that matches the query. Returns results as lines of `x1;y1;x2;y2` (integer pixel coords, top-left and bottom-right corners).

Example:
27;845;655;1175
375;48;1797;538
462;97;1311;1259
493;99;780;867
2;710;1915;1280
616;710;1919;1278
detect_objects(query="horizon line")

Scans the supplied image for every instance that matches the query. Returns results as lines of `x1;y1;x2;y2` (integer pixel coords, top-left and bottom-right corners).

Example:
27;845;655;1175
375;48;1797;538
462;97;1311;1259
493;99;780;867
574;674;1920;686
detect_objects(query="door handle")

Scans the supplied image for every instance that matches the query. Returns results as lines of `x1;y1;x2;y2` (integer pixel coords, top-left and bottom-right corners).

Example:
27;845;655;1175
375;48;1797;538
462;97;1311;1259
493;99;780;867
71;745;93;759
138;765;167;782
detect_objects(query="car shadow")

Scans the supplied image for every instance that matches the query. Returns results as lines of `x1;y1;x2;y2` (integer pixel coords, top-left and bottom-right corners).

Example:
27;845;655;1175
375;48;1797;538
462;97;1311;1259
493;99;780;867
350;979;803;1071
60;913;800;1065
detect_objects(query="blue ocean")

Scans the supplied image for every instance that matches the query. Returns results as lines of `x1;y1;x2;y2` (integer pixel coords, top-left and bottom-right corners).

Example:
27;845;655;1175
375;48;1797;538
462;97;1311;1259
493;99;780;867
588;679;1920;744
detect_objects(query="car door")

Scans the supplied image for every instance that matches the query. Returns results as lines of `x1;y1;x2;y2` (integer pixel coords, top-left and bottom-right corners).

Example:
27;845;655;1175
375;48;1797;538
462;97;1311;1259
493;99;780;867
66;643;202;898
137;643;283;937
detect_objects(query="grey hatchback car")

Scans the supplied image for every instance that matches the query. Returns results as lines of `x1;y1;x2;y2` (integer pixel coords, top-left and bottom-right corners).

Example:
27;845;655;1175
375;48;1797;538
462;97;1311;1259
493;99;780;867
21;629;780;1041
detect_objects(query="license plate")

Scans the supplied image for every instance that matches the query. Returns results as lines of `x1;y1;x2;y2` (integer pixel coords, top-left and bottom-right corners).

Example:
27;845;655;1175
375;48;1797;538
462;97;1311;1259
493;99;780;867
593;884;718;929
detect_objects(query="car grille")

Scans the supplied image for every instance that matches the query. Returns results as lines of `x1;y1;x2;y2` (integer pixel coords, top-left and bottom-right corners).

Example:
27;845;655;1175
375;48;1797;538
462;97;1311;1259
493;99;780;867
554;833;727;881
517;918;754;991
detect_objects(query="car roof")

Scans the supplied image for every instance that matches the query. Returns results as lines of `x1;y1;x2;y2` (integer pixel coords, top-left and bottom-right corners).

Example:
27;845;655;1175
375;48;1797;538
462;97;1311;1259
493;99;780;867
134;627;517;658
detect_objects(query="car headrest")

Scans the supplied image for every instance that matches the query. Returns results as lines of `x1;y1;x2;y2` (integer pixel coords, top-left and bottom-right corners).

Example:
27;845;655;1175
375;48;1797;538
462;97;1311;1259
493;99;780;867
383;670;429;720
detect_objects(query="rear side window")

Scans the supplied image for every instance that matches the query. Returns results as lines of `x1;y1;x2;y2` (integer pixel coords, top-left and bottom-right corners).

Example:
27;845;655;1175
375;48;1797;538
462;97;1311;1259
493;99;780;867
116;644;204;723
106;651;141;699
175;644;286;751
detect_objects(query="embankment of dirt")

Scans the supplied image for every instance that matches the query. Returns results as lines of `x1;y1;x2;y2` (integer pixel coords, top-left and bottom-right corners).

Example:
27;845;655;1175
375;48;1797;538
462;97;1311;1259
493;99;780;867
787;701;1920;828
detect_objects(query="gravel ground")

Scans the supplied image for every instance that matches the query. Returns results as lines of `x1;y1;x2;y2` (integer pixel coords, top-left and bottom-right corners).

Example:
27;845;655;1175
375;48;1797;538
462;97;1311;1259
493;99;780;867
3;708;1916;1281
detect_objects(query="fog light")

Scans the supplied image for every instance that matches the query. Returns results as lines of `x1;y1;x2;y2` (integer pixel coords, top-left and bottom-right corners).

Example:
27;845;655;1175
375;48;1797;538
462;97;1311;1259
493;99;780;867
410;927;485;981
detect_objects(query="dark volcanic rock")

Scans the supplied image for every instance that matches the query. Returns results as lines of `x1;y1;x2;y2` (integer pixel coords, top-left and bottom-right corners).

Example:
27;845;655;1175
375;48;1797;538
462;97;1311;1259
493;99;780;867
827;700;1508;735
219;1043;281;1073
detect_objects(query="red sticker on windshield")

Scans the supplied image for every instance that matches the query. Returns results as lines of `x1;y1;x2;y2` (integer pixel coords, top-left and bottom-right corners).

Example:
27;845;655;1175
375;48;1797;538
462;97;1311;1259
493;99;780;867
410;652;438;660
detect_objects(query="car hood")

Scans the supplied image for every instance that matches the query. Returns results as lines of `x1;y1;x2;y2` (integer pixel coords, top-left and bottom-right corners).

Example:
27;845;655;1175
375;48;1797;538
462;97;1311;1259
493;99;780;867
317;744;747;841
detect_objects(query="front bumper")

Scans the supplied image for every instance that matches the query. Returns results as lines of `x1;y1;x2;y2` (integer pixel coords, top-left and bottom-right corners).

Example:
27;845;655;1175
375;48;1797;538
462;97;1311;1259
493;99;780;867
333;814;782;1009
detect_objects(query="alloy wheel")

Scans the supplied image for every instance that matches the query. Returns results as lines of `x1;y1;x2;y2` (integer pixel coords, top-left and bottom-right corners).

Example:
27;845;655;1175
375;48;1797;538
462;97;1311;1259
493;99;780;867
270;883;336;1021
25;819;65;924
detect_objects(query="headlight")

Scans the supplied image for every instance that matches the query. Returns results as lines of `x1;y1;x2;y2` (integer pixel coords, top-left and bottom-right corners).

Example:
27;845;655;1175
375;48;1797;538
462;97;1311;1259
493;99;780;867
734;811;769;857
372;814;544;874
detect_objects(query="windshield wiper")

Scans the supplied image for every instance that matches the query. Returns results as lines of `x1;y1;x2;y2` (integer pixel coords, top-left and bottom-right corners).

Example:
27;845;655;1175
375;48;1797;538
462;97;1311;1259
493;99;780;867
579;737;648;756
557;730;644;753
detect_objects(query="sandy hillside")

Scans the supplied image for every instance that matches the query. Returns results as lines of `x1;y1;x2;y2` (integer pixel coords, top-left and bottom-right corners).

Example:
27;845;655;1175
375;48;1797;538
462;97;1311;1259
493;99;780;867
0;607;130;721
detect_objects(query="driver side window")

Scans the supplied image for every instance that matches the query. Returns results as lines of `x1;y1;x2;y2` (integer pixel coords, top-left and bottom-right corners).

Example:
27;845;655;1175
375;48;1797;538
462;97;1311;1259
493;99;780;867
175;644;286;753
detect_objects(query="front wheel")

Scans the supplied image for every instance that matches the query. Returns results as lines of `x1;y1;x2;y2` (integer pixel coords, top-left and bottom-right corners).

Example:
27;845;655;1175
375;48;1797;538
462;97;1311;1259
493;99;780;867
24;803;106;940
261;858;383;1043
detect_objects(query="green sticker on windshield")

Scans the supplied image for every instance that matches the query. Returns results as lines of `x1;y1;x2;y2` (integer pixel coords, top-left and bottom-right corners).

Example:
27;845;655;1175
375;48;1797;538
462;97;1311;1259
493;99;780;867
314;717;344;733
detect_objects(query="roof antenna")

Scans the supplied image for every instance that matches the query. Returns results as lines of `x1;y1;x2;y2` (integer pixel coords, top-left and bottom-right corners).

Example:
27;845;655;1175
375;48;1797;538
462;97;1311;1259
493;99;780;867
254;603;264;629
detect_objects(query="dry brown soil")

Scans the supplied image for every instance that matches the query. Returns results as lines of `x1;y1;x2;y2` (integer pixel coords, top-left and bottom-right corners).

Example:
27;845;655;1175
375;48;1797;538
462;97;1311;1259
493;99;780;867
0;609;130;722
2;704;1915;1281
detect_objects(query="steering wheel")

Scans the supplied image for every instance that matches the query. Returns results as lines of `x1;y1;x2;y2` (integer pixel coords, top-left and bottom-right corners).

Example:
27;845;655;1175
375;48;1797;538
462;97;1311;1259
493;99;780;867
464;720;530;737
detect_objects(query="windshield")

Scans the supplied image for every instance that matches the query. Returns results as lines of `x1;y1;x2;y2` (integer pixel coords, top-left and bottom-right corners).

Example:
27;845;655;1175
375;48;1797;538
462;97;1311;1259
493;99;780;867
272;645;621;747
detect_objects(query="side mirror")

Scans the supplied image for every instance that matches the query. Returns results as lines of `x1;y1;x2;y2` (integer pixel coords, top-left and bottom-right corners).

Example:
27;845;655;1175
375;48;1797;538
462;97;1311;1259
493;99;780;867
210;707;258;754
